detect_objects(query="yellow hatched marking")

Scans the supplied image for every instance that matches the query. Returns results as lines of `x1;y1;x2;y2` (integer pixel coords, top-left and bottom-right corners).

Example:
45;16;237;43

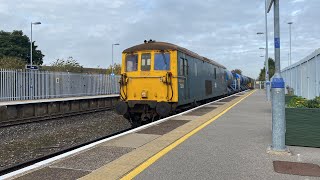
121;90;257;180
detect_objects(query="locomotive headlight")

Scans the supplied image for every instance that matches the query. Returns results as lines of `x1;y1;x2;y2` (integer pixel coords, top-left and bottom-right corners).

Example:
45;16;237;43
141;90;148;98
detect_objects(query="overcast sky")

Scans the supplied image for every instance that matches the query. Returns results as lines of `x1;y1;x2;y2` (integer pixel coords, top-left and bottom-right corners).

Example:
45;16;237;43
1;0;319;78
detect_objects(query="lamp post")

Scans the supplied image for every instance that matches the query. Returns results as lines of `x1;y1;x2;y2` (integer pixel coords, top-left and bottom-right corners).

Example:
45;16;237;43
257;31;270;101
288;22;293;91
112;43;120;76
111;43;120;94
263;0;270;102
288;22;293;66
266;0;288;153
30;22;41;67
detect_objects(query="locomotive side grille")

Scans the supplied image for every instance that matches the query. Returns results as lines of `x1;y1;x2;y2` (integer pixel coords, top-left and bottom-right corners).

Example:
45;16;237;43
205;80;213;95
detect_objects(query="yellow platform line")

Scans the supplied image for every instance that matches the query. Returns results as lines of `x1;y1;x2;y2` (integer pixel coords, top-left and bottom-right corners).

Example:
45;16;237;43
121;90;257;180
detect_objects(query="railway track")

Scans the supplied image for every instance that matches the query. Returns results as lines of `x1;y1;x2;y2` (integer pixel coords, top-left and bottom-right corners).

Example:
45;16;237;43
0;107;112;128
0;91;247;178
0;127;132;176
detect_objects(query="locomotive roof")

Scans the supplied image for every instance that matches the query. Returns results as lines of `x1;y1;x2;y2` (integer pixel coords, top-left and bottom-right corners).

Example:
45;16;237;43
123;41;226;68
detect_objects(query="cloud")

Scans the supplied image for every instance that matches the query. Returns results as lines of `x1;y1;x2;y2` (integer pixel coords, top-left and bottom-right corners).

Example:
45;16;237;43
291;0;305;3
0;0;319;79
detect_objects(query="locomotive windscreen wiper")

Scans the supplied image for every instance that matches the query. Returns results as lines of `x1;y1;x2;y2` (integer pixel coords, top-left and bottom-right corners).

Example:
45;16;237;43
161;52;167;66
161;52;168;69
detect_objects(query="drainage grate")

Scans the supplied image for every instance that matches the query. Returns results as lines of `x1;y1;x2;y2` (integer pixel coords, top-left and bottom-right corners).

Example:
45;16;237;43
137;120;189;135
185;107;216;116
273;161;320;177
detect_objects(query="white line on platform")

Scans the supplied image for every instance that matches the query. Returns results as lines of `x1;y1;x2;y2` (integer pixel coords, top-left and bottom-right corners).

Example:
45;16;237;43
1;91;248;180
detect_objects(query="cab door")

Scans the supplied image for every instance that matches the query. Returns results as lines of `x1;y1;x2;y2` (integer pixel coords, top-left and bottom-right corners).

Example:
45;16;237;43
184;58;189;100
178;56;189;102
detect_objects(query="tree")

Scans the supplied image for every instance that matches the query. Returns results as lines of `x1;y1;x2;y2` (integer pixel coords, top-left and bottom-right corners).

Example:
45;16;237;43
46;57;83;73
106;63;121;75
258;58;275;81
0;56;26;69
0;30;44;65
231;69;242;75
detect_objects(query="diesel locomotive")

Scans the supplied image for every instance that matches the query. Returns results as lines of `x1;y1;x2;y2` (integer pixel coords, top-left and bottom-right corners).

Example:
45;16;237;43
115;40;253;125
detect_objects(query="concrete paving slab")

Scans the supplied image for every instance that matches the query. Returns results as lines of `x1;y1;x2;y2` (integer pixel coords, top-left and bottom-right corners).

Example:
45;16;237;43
171;115;199;121
15;167;90;180
51;146;133;171
100;133;160;148
137;120;189;135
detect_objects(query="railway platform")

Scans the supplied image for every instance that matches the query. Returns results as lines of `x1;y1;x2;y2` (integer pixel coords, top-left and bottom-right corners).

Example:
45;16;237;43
0;94;119;126
5;90;320;180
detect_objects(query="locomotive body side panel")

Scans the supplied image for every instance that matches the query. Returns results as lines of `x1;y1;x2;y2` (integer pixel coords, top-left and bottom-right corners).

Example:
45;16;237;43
177;51;228;106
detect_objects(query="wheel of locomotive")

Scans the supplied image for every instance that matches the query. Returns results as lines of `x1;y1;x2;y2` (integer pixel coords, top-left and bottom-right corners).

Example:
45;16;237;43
156;102;171;117
115;101;128;115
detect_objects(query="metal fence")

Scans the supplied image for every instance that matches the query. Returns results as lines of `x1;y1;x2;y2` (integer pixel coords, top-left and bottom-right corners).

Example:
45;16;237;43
0;69;120;102
282;49;320;99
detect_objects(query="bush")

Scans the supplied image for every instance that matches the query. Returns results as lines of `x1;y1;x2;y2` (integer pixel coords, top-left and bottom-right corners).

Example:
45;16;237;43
287;96;320;108
287;96;307;108
0;56;26;69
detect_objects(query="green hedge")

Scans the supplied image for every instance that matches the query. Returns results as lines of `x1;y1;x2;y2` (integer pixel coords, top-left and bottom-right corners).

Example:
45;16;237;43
286;96;320;108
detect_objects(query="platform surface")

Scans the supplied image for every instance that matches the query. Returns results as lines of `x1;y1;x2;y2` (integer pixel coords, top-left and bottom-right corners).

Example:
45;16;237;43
135;90;320;180
7;90;320;180
0;94;119;106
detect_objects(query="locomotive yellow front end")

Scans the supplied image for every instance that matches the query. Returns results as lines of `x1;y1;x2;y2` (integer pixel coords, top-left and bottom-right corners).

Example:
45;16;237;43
115;41;178;124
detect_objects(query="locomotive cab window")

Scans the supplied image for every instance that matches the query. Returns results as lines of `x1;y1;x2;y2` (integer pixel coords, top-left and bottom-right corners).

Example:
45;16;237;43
179;57;188;76
141;53;151;71
126;54;138;72
154;53;170;70
179;57;184;76
184;59;188;75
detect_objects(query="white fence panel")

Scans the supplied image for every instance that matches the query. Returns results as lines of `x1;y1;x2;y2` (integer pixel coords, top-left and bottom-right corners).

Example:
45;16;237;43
0;69;120;102
282;49;320;99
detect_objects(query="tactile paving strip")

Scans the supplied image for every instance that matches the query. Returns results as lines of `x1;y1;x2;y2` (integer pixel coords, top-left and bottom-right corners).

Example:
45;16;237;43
50;146;134;171
137;120;189;135
218;96;239;102
210;102;225;106
273;161;320;177
185;107;216;116
15;167;90;180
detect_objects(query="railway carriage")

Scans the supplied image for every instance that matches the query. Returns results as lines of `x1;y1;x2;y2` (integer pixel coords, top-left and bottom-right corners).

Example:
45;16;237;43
115;40;248;125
